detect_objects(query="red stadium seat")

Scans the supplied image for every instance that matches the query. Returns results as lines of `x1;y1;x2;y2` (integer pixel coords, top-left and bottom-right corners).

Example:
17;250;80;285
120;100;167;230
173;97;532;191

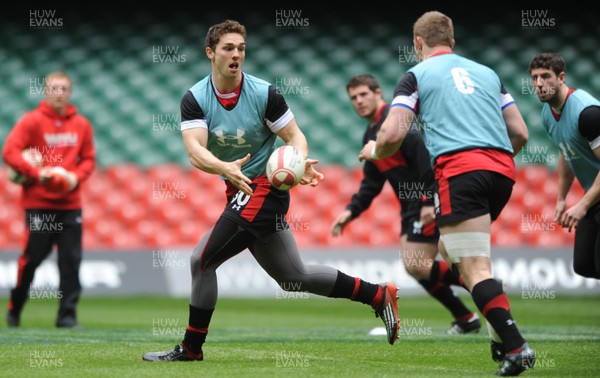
523;165;550;190
124;176;151;201
105;164;144;185
83;230;101;250
492;227;522;247
496;204;522;229
92;218;121;244
155;202;193;226
319;164;347;183
115;202;146;224
145;228;176;248
510;179;527;204
82;201;103;231
176;220;203;245
105;228;143;249
521;191;546;213
100;191;128;211
8;219;25;244
542;179;559;202
146;163;187;183
83;170;111;201
0;230;10;249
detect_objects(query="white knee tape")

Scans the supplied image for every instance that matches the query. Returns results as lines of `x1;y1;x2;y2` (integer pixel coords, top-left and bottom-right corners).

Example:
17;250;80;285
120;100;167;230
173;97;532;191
440;232;490;263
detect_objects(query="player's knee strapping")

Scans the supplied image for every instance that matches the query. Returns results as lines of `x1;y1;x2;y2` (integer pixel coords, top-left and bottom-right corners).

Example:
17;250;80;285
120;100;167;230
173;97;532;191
440;232;490;263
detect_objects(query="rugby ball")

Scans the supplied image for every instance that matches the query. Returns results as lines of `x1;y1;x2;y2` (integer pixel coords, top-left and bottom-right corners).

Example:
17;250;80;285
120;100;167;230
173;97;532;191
266;145;306;190
7;148;43;184
42;166;72;194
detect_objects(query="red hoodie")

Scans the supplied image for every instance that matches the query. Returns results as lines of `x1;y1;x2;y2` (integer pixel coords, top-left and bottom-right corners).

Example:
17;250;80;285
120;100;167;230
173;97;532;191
2;100;96;209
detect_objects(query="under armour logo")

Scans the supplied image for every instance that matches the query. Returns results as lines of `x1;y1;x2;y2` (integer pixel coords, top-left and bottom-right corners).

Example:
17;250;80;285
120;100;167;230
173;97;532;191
215;129;246;145
412;221;423;234
433;193;440;215
506;319;515;326
231;204;241;211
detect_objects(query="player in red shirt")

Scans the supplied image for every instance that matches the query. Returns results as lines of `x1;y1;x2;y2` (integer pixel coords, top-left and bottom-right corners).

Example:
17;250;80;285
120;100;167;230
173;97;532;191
2;71;96;328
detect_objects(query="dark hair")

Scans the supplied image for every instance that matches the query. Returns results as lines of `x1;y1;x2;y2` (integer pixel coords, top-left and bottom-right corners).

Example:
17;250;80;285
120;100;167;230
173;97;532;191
205;19;247;51
346;74;380;92
529;53;565;76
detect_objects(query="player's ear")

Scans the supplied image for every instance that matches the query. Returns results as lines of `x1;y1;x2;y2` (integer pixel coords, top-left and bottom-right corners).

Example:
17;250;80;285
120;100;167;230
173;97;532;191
414;36;425;55
206;47;214;60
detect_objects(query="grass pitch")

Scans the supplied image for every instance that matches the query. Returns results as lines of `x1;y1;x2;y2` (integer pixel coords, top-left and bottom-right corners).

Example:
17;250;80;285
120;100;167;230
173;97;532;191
0;294;599;377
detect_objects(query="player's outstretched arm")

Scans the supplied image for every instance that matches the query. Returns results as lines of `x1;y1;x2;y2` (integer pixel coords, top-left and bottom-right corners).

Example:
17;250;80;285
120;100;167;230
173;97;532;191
360;106;412;161
502;104;529;156
554;153;575;226
182;128;253;195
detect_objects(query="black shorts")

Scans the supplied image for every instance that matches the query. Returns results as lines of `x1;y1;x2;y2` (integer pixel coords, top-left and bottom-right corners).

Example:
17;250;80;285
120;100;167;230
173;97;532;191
573;201;600;277
400;202;439;243
434;170;514;227
221;175;290;242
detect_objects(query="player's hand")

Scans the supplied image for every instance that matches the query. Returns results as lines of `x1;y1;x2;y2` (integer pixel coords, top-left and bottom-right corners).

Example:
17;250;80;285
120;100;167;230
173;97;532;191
358;140;377;162
419;205;436;226
558;202;588;232
223;153;254;196
300;158;324;187
38;166;53;183
66;171;78;191
38;167;76;194
331;209;352;237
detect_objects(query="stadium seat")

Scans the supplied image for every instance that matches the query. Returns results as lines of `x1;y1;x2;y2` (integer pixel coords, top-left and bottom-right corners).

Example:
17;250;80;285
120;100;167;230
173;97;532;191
176;221;203;246
491;227;522;247
92;218;121;245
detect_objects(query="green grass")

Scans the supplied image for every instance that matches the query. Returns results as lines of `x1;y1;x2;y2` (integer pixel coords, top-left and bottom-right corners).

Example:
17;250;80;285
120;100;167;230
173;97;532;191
0;295;599;377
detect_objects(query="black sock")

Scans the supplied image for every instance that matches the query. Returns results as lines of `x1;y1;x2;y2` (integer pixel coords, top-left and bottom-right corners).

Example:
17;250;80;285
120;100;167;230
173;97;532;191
420;261;471;319
182;304;213;355
328;271;382;308
433;260;461;287
419;278;471;320
9;287;28;316
471;279;525;352
449;263;467;290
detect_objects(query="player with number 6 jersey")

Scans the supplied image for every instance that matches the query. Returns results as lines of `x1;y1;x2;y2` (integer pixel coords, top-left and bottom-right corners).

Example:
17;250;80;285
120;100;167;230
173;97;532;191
142;19;400;363
360;11;533;376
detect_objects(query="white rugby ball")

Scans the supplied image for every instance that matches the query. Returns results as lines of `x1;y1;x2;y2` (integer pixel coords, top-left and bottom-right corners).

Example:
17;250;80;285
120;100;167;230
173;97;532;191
7;148;43;184
266;145;306;190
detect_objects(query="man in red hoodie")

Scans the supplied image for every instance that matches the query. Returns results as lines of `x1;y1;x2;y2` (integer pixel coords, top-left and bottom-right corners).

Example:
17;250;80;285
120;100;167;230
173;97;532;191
2;71;96;328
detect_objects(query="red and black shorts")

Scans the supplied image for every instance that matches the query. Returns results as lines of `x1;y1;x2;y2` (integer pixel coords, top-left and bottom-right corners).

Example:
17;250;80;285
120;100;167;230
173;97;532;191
434;170;514;227
221;175;290;242
400;202;439;243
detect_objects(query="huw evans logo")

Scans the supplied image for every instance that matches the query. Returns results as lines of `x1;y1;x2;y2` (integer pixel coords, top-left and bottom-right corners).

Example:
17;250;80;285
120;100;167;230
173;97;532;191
29;10;63;29
521;10;556;29
152;45;187;64
275;10;309;29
